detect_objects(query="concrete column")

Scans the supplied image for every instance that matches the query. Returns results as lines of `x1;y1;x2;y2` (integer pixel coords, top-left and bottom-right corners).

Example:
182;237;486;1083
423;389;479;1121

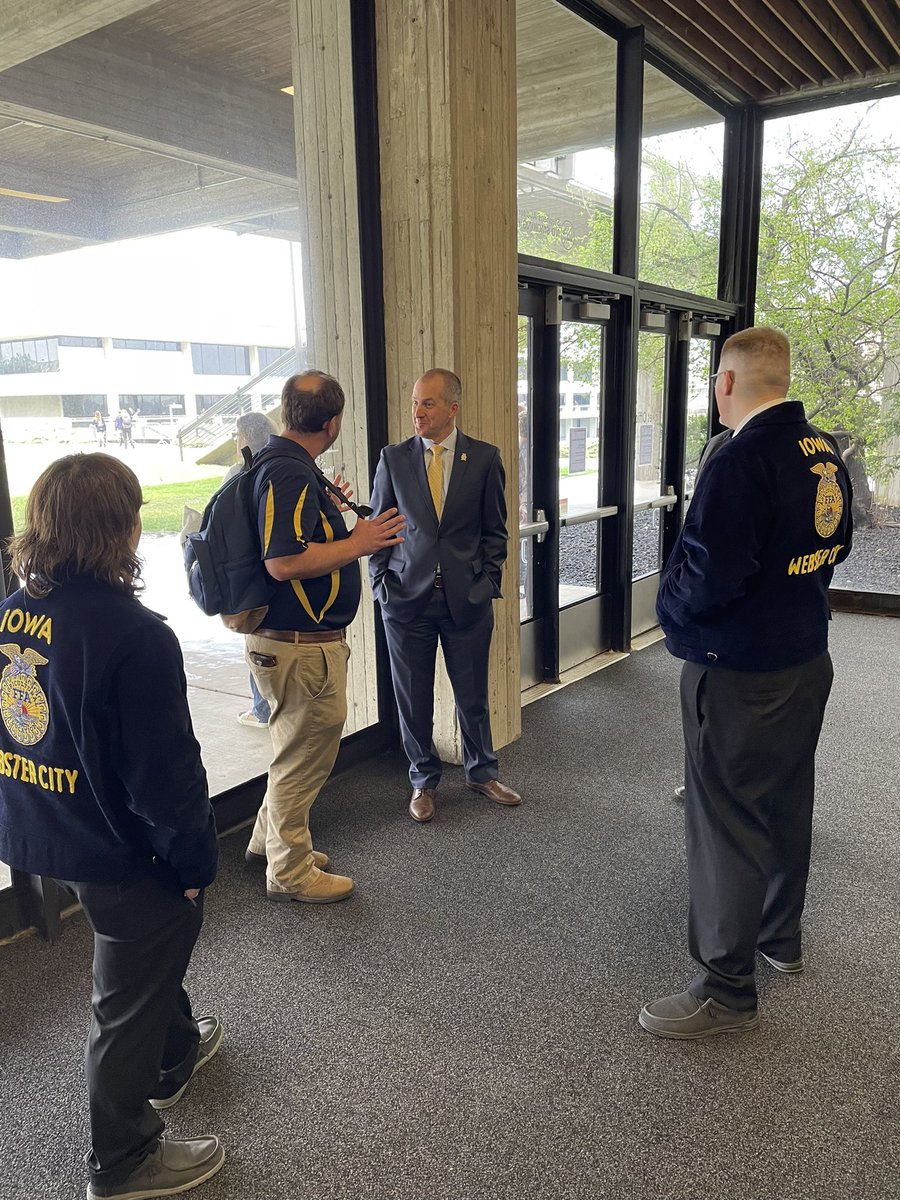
288;0;379;737
375;0;521;758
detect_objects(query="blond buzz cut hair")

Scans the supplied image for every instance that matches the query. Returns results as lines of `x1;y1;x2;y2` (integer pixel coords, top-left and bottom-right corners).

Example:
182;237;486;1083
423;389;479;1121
721;326;791;390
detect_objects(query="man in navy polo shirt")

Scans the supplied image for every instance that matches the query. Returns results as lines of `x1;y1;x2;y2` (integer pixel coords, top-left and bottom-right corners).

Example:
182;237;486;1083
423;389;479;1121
243;371;405;904
641;326;853;1040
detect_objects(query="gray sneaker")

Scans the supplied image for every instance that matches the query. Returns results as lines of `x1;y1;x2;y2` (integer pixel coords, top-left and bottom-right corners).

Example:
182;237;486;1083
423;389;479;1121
760;950;805;973
639;990;759;1039
86;1135;225;1199
149;1017;223;1111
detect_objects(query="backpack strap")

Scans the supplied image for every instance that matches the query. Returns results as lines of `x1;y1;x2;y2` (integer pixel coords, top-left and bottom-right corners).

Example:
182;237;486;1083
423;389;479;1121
248;445;373;517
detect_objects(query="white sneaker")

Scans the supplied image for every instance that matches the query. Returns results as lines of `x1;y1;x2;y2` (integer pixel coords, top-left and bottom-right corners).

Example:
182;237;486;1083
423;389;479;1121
236;710;268;728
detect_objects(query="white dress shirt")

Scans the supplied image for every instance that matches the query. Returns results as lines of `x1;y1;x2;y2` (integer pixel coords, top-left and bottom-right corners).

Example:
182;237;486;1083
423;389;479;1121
732;397;788;436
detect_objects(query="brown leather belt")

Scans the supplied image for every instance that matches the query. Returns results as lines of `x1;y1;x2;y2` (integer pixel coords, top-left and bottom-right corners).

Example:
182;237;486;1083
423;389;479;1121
254;627;345;644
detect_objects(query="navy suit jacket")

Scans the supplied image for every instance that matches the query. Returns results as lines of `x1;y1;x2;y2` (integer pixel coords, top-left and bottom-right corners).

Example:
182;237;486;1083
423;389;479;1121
368;430;508;627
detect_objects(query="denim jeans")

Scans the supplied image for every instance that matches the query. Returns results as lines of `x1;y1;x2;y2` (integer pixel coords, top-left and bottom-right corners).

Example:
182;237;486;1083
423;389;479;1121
249;672;271;722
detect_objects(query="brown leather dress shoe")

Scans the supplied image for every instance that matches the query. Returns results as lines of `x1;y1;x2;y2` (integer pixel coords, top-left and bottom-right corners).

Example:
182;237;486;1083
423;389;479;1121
409;787;436;822
465;778;521;806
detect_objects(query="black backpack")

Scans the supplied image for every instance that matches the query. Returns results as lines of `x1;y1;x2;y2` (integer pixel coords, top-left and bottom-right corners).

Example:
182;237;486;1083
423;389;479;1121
183;446;287;634
184;445;372;633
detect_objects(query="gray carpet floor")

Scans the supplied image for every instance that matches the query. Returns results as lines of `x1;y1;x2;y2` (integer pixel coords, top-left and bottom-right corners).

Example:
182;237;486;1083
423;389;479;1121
1;612;897;1200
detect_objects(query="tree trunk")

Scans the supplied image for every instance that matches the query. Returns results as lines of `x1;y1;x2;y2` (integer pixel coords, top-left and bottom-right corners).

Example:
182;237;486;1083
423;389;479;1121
831;430;873;528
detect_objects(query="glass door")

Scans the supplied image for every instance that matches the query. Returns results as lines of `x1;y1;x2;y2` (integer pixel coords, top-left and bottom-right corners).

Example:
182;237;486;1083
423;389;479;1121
517;284;616;686
517;288;550;688
631;320;675;636
557;307;615;671
630;310;725;637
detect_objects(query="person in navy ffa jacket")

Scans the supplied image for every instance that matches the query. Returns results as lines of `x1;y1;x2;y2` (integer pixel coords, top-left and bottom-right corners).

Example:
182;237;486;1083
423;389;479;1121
640;326;853;1042
1;454;224;1200
369;369;521;823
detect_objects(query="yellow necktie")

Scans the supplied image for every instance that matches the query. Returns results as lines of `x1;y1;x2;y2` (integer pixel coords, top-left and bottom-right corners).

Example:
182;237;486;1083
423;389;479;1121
427;444;445;518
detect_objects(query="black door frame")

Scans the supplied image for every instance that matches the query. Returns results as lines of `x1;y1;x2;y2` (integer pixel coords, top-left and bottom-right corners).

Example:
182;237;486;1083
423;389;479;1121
519;259;736;672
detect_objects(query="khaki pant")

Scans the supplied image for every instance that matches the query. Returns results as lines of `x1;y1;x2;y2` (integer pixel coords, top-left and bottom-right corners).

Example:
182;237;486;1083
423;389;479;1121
245;634;349;891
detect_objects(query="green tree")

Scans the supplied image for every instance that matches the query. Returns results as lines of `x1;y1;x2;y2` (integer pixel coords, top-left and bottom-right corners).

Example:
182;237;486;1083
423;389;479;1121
756;112;900;519
639;148;721;297
517;110;900;521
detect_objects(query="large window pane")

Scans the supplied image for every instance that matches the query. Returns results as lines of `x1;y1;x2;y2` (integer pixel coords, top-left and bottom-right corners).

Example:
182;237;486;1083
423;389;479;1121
685;339;714;509
517;315;535;621
559;522;599;606
0;1;380;799
559;321;604;607
517;0;616;273
640;64;724;296
758;96;900;595
633;332;666;579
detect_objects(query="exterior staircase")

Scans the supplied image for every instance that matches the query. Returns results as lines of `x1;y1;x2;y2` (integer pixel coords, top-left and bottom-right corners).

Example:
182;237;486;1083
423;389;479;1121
176;346;299;457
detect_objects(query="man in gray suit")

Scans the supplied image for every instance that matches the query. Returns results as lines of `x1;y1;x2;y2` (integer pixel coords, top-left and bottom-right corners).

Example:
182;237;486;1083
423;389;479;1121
369;369;521;822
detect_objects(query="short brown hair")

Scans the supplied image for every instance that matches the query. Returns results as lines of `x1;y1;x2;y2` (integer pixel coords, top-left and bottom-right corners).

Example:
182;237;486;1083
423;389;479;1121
281;371;345;434
9;454;143;598
421;368;462;406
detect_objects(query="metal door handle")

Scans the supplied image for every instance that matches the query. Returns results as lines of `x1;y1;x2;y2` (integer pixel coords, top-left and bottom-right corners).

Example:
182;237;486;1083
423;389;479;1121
520;508;549;543
560;505;618;527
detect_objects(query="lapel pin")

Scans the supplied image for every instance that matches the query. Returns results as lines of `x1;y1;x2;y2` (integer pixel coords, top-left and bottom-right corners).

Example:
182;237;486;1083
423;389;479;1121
460;452;467;462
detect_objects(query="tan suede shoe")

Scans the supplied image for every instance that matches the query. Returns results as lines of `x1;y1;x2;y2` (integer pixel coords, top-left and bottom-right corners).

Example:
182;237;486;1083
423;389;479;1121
267;869;354;905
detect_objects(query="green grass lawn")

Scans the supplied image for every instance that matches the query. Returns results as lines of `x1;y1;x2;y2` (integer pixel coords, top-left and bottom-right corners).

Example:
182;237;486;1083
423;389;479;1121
11;476;225;536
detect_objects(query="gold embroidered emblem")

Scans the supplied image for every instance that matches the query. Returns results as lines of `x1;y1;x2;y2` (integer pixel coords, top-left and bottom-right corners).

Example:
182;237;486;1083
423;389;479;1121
0;643;50;746
810;462;843;539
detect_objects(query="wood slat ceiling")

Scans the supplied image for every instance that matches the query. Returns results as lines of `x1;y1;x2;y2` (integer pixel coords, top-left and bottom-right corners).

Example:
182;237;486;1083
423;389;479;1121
595;0;900;104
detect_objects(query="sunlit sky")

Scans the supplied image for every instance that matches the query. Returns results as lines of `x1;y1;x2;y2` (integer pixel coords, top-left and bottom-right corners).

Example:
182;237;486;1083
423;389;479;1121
570;92;900;199
0;227;302;345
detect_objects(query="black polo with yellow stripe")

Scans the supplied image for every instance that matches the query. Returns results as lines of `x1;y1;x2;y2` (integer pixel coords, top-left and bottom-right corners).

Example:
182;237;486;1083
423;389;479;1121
255;435;361;632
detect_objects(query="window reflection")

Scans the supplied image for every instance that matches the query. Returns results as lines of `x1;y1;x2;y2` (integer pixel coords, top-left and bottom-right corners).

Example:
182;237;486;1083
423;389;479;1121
516;0;616;273
640;63;724;296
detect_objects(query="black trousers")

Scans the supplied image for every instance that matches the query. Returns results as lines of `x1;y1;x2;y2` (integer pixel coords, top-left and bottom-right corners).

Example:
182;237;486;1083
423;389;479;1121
381;588;498;789
61;867;204;1186
680;652;834;1011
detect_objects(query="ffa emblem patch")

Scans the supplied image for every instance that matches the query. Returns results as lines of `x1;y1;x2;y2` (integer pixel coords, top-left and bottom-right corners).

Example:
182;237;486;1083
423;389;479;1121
0;643;50;746
810;462;843;539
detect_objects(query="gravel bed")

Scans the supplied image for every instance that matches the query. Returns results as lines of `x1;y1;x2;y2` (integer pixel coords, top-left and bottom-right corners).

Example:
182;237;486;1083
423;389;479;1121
557;507;898;596
832;509;900;594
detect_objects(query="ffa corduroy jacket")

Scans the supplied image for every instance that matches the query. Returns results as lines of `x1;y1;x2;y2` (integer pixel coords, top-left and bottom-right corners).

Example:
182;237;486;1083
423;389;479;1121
657;401;853;672
0;575;217;888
